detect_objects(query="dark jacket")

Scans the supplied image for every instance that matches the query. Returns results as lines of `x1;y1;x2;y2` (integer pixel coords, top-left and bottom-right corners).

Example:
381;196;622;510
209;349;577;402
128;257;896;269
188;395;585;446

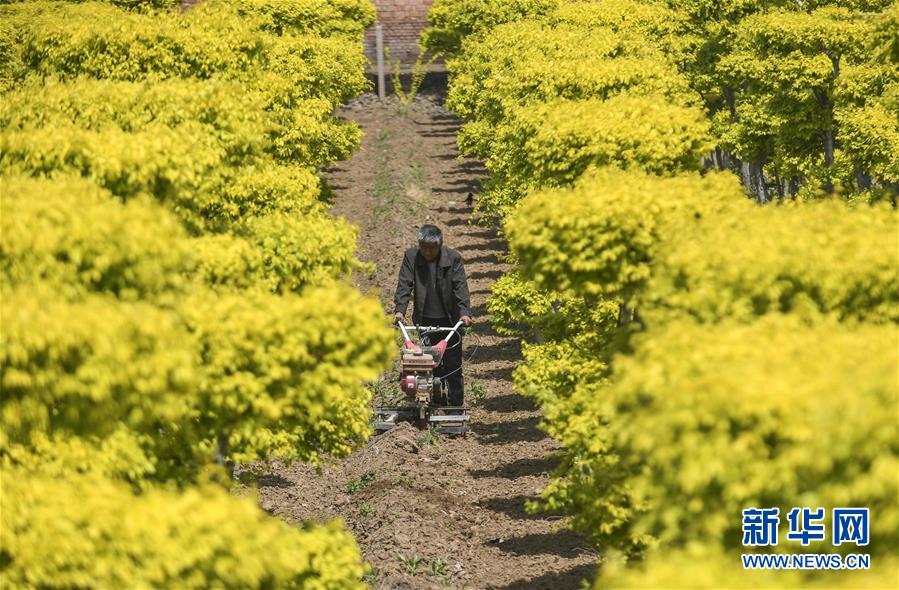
393;245;471;324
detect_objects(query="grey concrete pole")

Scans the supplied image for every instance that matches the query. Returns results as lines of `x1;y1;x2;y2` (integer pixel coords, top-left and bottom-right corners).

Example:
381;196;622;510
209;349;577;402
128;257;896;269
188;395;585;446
375;24;386;100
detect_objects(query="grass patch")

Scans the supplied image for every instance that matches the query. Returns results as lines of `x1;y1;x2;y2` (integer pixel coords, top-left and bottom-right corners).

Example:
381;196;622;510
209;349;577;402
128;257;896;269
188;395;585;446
396;552;422;575
357;501;374;517
345;472;376;494
416;424;440;448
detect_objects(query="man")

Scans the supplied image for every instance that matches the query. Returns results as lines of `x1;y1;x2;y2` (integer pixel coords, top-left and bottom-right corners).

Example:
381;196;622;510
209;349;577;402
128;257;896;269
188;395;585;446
393;224;472;406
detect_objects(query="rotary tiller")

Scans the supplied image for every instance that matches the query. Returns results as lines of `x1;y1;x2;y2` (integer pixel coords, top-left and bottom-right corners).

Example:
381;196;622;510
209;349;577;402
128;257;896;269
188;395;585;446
374;320;470;434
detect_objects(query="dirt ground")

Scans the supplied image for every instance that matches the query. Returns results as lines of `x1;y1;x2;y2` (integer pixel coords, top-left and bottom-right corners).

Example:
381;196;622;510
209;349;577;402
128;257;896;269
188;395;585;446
244;78;598;589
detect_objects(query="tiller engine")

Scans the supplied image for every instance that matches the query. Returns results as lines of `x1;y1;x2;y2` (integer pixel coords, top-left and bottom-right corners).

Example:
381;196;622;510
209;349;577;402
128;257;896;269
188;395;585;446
374;320;470;434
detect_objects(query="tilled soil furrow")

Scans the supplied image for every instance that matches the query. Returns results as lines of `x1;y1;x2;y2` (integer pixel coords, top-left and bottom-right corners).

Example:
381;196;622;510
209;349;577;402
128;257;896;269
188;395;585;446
253;90;597;590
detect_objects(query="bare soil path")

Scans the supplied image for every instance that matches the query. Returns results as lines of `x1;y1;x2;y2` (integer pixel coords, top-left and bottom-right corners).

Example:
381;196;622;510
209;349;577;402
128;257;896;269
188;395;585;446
252;82;597;589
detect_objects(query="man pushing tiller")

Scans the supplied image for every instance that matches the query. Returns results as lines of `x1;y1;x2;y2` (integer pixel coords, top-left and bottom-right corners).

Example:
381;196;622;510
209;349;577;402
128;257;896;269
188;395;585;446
392;224;472;407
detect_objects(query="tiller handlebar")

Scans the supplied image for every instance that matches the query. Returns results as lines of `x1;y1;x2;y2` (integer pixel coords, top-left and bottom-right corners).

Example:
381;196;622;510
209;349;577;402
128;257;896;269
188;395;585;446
397;320;464;358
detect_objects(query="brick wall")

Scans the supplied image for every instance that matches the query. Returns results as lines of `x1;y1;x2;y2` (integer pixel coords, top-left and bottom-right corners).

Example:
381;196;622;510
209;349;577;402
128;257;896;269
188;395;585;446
364;0;436;67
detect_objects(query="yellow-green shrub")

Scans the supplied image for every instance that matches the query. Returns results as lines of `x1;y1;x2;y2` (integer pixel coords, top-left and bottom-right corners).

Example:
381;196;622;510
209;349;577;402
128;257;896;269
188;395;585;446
486;269;558;336
3;143;351;245
2;0;385;586
873;0;899;64
103;0;183;8
486;269;625;456
1;175;194;300
0;123;227;232
0;77;355;228
241;212;361;293
489;270;623;438
2;2;265;83
436;2;898;588
512;300;619;427
180;283;394;466
0;173;358;303
476;95;713;214
504;95;712;181
1;285;202;483
259;34;370;107
232;0;376;36
448;20;692;143
707;4;897;197
1;469;367;590
1;77;363;172
1;2;370;105
837;81;899;185
0;288;196;461
192;234;267;291
548;316;898;555
506;167;749;301
645;198;899;325
547;0;693;65
422;0;559;55
444;17;702;218
269;96;362;166
0;77;266;155
1;283;394;480
0;0;387;474
3;428;159;483
211;164;325;228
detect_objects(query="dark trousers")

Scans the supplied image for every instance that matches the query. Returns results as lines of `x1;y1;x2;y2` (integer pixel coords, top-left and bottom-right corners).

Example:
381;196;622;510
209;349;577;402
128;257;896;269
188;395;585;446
421;315;464;406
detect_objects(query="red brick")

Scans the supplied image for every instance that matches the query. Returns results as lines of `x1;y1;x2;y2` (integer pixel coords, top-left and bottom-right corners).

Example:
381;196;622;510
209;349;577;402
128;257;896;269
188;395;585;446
364;0;435;64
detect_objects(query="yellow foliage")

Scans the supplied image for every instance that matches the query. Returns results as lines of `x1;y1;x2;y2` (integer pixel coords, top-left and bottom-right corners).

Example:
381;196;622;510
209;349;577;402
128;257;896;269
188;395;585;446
231;0;376;36
486;269;559;336
547;316;898;555
1;289;195;451
0;82;355;231
422;0;559;55
507;95;713;180
436;3;899;588
241;212;362;293
2;1;265;83
1;282;394;480
180;283;394;466
4;428;158;483
447;20;691;130
1;175;195;301
444;13;702;218
1;468;367;589
645;198;899;325
837;81;899;184
1;1;387;585
477;94;713;212
548;0;693;64
506;167;749;300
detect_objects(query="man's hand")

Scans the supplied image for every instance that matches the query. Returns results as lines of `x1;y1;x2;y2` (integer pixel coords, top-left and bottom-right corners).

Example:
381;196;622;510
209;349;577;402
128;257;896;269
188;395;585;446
394;311;405;324
460;315;472;326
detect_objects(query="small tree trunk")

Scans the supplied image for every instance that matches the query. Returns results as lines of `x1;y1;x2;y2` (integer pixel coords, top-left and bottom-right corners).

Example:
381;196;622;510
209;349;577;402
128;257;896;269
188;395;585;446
747;161;770;204
855;168;872;191
741;160;752;191
823;129;835;168
814;86;836;194
216;432;234;479
714;146;728;170
724;86;737;117
617;300;632;327
758;163;771;204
